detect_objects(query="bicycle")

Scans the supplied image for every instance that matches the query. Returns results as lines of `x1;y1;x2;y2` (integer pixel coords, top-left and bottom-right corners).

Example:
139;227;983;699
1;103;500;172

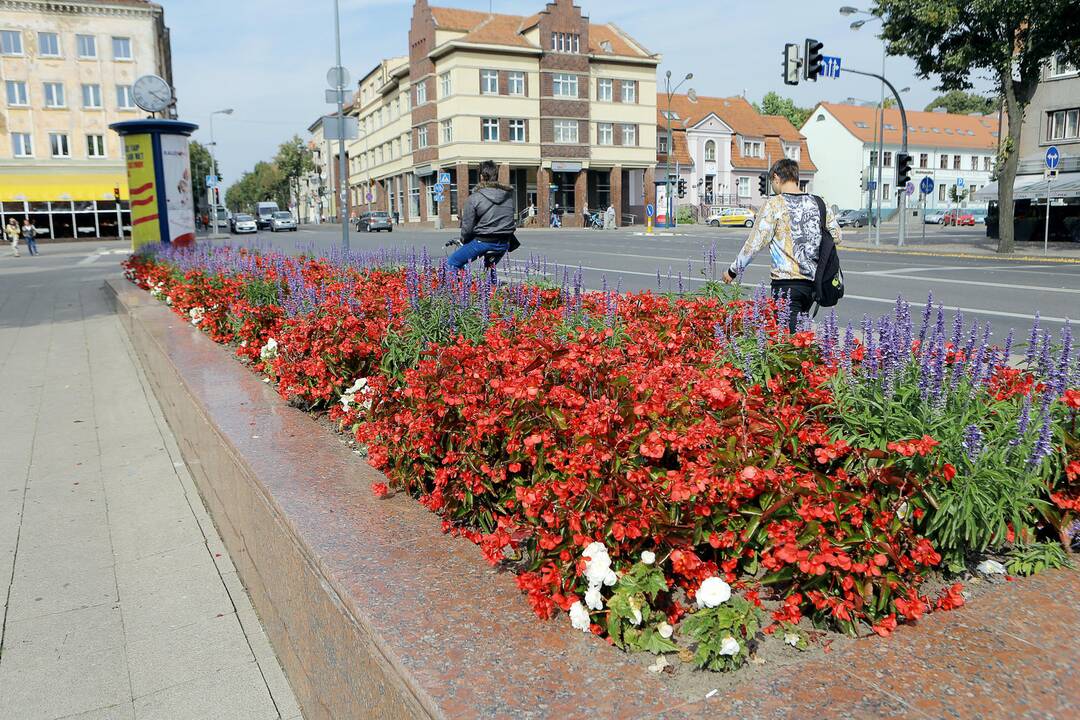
444;238;505;270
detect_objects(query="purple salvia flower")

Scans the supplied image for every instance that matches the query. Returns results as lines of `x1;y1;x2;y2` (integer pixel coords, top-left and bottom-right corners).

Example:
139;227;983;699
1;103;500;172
918;292;933;346
1025;312;1041;366
962;424;984;462
1010;395;1032;446
1026;415;1054;468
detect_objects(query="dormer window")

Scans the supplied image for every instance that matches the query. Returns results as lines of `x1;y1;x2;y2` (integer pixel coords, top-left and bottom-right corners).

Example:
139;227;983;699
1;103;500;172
551;32;580;53
741;140;763;158
600;40;613;53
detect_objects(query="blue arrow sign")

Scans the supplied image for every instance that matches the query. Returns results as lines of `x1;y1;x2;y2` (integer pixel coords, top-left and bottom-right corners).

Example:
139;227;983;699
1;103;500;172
905;181;915;196
919;177;934;195
819;56;842;79
433;183;444;193
646;203;655;218
437;172;451;185
1046;146;1060;170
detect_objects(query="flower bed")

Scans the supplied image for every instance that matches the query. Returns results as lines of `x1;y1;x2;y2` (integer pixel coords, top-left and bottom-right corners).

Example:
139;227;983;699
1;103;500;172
123;244;1079;672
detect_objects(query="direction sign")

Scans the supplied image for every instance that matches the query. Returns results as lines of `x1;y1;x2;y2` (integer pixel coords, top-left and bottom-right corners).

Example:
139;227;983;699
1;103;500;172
819;56;842;79
956;177;965;189
646;203;655;218
905;181;915;196
437;172;451;185
867;180;877;190
433;193;445;203
1046;146;1060;170
919;177;934;195
205;174;218;188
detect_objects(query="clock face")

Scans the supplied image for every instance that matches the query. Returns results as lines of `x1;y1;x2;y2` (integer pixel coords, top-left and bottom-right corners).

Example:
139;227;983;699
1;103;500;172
132;74;173;113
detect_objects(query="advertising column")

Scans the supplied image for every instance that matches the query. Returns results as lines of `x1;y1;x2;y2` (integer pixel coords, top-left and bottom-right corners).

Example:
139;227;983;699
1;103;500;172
110;120;199;251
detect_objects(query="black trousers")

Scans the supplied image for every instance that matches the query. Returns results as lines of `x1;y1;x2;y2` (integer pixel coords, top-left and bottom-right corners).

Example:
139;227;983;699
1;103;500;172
771;279;815;333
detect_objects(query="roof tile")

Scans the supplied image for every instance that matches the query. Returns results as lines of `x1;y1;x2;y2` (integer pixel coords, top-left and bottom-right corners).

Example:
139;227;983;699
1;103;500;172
817;103;1000;150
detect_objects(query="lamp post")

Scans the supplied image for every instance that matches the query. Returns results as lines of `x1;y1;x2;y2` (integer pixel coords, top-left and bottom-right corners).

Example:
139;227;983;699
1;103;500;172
844;7;888;244
663;70;694;229
208;108;233;237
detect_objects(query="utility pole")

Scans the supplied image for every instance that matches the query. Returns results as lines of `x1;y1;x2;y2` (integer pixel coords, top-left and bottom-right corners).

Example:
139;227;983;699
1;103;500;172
663;70;694;230
333;0;349;252
208;108;233;236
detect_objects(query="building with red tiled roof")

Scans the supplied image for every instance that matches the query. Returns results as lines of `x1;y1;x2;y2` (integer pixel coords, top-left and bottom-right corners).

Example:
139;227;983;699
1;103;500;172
801;102;1000;213
336;0;660;228
655;94;817;212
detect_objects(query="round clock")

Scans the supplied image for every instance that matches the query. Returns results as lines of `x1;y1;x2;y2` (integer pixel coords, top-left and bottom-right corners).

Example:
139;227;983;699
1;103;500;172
132;74;174;114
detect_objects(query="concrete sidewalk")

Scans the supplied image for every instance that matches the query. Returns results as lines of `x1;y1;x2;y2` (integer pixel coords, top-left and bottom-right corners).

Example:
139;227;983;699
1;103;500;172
0;250;299;719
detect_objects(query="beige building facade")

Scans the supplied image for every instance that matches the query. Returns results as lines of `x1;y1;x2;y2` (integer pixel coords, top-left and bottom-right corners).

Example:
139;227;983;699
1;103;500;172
0;0;172;238
338;0;659;229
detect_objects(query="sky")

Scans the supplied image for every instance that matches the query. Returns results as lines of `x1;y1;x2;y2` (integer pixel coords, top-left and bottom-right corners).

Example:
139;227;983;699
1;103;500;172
163;0;996;188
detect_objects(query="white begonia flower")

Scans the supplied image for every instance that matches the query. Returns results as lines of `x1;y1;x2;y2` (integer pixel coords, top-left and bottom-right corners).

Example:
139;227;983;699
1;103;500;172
784;632;800;647
584;583;604;611
569;601;591;632
695;577;732;609
719;636;740;656
165;296;172;305
603;569;618;587
896;501;909;520
189;307;204;326
976;559;1007;575
641;550;656;565
582;542;612;586
339;377;372;412
658;622;673;639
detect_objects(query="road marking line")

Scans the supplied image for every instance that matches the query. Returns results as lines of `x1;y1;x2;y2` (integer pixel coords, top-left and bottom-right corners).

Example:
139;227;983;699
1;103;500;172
842;246;1080;264
850;273;1080;295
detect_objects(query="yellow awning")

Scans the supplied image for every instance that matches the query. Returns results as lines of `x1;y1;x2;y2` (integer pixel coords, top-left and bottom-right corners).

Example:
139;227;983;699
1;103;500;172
0;172;130;202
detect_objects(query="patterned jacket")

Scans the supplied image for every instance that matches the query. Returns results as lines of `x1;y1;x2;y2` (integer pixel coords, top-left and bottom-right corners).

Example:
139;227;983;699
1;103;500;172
728;193;842;281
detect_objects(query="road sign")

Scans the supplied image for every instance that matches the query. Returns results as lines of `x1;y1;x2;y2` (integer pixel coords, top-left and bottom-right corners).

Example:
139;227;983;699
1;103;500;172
905;181;915;196
867;180;877;190
819;55;842;79
433;193;445;203
326;66;350;90
646;203;655;218
437;172;451;185
919;177;934;195
365;193;373;202
1046;146;1060;170
956;177;965;189
433;183;444;194
323;115;358;141
205;174;218;188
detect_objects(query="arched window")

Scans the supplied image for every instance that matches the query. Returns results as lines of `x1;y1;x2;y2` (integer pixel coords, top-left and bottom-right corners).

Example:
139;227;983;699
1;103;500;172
704;140;716;161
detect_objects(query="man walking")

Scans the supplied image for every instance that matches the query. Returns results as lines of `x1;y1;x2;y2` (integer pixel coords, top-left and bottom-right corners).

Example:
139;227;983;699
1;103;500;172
722;159;841;332
5;218;20;257
21;218;39;256
447;160;516;270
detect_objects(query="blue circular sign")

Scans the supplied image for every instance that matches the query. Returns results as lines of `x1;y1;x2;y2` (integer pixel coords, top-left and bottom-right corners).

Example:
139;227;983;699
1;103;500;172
646;203;655;218
919;177;934;195
1046;146;1060;170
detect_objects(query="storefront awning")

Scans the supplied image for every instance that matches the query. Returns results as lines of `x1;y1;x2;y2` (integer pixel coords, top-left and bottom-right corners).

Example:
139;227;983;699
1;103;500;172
0;171;129;203
974;172;1080;202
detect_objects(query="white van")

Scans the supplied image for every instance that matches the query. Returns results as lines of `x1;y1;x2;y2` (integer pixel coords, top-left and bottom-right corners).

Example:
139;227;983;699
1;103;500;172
255;202;279;229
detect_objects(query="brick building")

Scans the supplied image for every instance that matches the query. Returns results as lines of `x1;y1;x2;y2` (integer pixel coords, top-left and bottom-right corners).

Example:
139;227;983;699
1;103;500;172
341;0;659;228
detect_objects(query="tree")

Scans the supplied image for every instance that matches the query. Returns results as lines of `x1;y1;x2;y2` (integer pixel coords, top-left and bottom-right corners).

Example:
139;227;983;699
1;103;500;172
924;90;996;116
754;92;813;129
225;161;287;212
274;135;314;213
189;141;214;211
873;1;1080;253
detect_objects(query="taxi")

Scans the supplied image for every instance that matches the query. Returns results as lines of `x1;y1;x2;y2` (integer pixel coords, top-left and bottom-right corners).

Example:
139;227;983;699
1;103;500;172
707;206;756;228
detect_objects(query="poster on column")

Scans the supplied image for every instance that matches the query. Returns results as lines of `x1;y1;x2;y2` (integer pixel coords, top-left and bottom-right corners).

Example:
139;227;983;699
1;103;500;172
655;183;668;225
123;133;160;250
160;134;196;245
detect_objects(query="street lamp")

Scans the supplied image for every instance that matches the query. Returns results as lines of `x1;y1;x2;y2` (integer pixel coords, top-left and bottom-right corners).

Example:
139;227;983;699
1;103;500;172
663;70;694;228
845;7;888;244
208;108;233;237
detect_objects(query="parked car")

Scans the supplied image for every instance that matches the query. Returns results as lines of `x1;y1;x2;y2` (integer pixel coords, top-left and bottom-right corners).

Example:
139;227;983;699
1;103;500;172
269;211;297;232
255;201;279;229
923;209;947;224
231;213;257;234
942;210;975;226
706;207;755;228
837;209;877;228
968;208;988;224
357;211;393;232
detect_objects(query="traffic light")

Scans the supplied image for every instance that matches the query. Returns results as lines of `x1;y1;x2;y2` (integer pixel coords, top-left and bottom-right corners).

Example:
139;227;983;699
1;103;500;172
213;187;220;205
896;152;912;189
783;43;800;86
758;173;769;197
677;178;687;198
804;38;823;81
113;186;121;202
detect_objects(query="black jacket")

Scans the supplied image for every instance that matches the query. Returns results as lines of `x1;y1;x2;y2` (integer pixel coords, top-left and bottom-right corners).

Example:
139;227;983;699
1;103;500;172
460;182;515;244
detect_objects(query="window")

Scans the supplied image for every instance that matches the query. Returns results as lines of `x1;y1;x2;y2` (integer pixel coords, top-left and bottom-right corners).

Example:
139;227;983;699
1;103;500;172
952;154;961;170
783;143;799;161
1047;108;1080;140
621;124;636;146
5;80;27;106
377;146;383;164
598;122;613;145
116;85;134;108
869;150;878;166
416;81;426;105
480;69;498;95
620;80;636;103
983;156;992;171
883;183;891;198
854;121;869;129
441;119;453;144
481;118;499;142
736;176;750;198
44;82;65;107
597;78;612;102
49;132;69;157
970;156;979;171
417;126;428;148
554;119;578;144
507;71;525;96
439;71;451;98
939;154;948;170
883;151;892;167
508;119;526;143
112;36;131;60
82;83;102;108
401;91;410;112
1;30;22;55
657;134;668;153
76;34;96;58
552;73;578;98
938;184;946;201
38;31;60;57
87;134;106;158
919;153;928;169
551;32;580;53
741;140;762;158
1051;52;1077;77
11;132;32;157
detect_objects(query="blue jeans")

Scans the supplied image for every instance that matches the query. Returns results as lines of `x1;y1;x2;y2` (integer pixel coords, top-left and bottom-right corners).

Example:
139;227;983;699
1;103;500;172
447;240;507;270
24;235;37;255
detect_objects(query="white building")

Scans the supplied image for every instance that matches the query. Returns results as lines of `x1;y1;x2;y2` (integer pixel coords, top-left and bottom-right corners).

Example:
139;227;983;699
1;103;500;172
801;103;999;212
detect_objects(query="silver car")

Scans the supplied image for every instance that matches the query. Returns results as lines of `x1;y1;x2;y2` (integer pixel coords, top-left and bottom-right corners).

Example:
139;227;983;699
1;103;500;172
923;209;946;224
231;213;257;234
269;211;297;232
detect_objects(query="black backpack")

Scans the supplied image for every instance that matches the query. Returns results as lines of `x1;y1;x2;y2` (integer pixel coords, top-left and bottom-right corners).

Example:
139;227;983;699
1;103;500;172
810;195;844;311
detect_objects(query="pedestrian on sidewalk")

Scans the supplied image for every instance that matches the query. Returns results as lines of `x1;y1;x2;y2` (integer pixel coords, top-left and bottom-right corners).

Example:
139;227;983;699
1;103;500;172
722;158;842;332
5;218;20;257
21;218;38;256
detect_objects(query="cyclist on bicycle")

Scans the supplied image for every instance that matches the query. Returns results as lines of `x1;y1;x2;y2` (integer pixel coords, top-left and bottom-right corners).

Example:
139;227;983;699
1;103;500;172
447;160;516;270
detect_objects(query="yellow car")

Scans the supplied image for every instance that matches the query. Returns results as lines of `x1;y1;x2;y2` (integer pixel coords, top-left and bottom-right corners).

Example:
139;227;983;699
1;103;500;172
707;207;756;228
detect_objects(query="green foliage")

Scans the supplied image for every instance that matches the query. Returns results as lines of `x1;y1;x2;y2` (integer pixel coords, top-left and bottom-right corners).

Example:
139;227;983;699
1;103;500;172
605;562;678;654
949;186;968;203
754;91;813;130
1005;542;1071;577
275;135;315;212
189;141;214;211
241;278;279;308
925;91;996;116
679;597;761;672
225;161;288;212
380;296;486;379
676;206;695;224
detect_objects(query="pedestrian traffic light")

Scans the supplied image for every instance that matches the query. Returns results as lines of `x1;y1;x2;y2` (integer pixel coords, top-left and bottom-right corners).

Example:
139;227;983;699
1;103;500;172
804;38;823;81
783;43;800;86
677;178;687;198
213;187;220;205
113;186;121;202
896;152;912;189
758;173;768;197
